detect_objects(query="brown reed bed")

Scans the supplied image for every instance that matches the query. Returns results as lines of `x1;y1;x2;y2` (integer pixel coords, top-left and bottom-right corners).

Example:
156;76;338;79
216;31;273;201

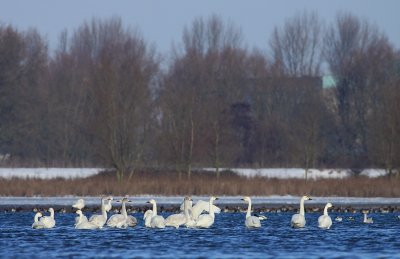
0;169;399;197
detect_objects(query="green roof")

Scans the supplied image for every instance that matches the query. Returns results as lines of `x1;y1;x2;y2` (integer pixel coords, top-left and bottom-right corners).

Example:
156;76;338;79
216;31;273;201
322;75;336;88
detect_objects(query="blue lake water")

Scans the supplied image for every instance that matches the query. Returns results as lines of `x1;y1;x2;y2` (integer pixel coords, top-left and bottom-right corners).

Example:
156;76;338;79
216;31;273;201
1;211;399;258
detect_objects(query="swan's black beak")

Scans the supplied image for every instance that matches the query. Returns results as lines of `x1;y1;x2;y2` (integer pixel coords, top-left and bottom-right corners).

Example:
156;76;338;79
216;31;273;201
309;198;313;200
128;200;133;203
215;197;219;200
146;201;150;204
240;198;245;201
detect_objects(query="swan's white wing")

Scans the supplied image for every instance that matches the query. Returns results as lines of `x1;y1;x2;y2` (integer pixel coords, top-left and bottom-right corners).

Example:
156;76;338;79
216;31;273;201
104;200;112;212
192;200;221;219
39;216;56;228
75;215;88;225
76;221;99;229
179;200;193;212
291;214;305;228
127;215;137;227
150;215;165;228
245;216;261;228
32;221;46;229
195;214;214;228
107;214;126;228
318;215;332;229
165;213;185;228
89;214;106;227
144;210;153;227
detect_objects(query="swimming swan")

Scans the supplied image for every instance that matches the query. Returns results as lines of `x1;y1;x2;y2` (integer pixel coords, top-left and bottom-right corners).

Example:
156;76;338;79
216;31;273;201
37;208;56;229
241;196;261;228
89;197;111;228
180;199;221;220
32;212;45;229
73;199;87;225
146;199;165;228
183;197;197;228
107;197;137;228
75;210;99;229
318;203;333;229
363;212;373;224
195;196;219;228
291;195;312;228
165;197;187;228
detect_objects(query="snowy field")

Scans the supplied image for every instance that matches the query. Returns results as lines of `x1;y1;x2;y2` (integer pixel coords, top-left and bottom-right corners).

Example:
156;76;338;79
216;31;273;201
0;167;391;179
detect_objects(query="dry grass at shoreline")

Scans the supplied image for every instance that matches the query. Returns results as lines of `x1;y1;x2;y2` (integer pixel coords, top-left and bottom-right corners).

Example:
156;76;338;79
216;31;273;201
0;170;399;197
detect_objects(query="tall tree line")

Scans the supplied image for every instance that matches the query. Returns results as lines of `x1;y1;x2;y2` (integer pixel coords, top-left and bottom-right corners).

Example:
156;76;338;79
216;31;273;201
0;12;399;179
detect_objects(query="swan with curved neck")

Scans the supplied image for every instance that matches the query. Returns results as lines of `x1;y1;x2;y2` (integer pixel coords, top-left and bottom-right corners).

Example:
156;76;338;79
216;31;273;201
32;212;44;229
318;202;333;229
89;196;112;228
291;195;312;228
241;196;261;228
195;196;219;228
75;210;99;229
146;199;165;228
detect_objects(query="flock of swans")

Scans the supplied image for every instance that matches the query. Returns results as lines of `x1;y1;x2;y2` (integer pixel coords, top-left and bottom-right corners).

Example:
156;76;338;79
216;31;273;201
32;195;376;230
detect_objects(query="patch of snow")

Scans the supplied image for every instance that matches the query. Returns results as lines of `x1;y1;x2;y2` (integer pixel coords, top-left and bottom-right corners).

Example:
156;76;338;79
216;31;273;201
204;168;390;179
0;168;102;179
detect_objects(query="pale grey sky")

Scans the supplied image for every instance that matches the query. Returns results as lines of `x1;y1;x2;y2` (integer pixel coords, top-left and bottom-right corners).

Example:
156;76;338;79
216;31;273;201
1;0;399;55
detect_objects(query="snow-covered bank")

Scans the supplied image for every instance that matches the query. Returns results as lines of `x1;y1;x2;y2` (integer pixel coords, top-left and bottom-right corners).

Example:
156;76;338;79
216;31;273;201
0;167;392;179
204;168;391;179
0;196;399;206
0;168;102;179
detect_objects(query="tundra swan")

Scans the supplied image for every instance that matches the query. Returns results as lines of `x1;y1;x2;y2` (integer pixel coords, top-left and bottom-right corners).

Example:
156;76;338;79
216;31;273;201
38;208;56;229
180;199;221;220
363;212;373;224
165;197;187;228
195;196;219;228
241;196;261;228
107;197;137;228
75;210;99;229
143;210;153;227
146;199;165;228
291;195;312;228
318;203;333;229
89;197;111;228
73;199;87;225
32;212;45;229
183;197;197;228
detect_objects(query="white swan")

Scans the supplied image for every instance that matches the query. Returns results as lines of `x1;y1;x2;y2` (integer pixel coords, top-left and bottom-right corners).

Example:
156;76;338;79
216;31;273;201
291;195;312;228
89;197;111;228
180;199;221;220
241;196;261;228
183;197;197;228
75;210;99;229
195;196;219;228
107;197;137;228
318;203;333;229
72;198;85;210
146;199;165;228
143;210;153;227
363;212;373;224
165;197;187;228
37;208;56;229
73;199;88;225
32;212;44;229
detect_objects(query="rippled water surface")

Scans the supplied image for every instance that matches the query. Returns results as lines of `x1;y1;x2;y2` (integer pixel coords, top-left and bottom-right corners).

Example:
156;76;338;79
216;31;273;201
1;212;399;258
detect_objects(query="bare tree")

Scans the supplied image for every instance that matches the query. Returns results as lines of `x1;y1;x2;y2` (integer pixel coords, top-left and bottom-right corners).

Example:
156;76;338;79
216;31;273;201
270;11;323;77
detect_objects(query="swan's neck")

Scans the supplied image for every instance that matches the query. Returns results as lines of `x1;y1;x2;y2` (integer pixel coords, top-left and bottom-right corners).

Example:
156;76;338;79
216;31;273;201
300;197;305;216
324;205;329;216
209;198;215;218
77;213;84;224
34;213;40;222
184;200;191;220
246;201;252;219
50;210;54;219
101;200;107;219
364;214;367;221
121;202;127;218
152;202;158;216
